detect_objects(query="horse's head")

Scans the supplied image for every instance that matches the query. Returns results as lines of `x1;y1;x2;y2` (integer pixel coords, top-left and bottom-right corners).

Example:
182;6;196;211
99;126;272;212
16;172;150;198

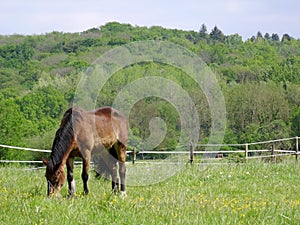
42;159;66;197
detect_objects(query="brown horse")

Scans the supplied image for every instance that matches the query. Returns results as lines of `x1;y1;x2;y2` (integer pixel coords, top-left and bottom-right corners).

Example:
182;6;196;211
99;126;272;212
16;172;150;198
42;106;128;197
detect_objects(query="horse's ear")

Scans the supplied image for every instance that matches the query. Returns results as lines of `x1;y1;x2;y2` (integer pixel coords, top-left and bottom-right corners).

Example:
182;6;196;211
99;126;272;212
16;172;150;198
42;158;48;166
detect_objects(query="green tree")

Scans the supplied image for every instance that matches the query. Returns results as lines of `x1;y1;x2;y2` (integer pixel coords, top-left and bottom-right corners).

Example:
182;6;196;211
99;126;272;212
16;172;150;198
225;34;243;45
199;24;208;39
0;42;34;68
256;31;263;39
210;26;225;42
290;107;300;137
271;33;280;42
226;82;290;136
241;120;291;149
18;86;67;133
282;34;292;42
264;33;270;39
0;99;33;159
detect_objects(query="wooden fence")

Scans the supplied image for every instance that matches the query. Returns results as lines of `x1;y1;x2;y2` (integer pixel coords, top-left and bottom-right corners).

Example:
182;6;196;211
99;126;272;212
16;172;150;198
131;136;299;164
0;136;299;165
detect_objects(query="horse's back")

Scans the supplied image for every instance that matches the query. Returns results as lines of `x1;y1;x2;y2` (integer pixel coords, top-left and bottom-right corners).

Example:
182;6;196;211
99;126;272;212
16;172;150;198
93;106;123;119
93;107;128;146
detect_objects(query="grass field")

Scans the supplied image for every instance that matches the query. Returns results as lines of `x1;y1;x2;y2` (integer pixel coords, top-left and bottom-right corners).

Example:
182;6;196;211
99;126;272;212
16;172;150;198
1;159;300;225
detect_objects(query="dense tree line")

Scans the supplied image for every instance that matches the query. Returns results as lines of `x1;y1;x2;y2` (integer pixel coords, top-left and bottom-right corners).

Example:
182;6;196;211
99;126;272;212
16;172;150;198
0;22;299;160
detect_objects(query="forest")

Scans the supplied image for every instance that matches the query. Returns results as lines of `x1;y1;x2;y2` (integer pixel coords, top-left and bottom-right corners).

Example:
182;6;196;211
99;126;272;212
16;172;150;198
0;22;299;160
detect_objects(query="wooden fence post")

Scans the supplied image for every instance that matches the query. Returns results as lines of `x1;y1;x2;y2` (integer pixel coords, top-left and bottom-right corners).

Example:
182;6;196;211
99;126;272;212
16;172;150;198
296;137;299;163
190;143;194;164
271;143;275;162
132;148;136;164
245;144;248;162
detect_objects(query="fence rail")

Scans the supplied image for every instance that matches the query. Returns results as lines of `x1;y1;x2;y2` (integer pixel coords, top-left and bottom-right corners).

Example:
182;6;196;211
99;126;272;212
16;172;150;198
0;144;51;153
0;136;299;165
132;136;299;164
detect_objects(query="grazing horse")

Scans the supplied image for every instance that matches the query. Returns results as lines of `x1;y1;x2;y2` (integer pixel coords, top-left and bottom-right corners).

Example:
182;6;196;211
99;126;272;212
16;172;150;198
42;106;128;197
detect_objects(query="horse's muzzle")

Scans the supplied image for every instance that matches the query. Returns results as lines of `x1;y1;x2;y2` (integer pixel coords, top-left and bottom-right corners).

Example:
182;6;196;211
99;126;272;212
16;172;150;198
47;181;62;197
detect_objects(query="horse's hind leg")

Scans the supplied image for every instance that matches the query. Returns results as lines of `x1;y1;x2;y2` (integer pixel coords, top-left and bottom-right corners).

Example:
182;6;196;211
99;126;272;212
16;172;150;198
82;156;90;195
110;142;126;196
118;143;126;196
66;157;75;197
109;146;119;193
119;161;126;196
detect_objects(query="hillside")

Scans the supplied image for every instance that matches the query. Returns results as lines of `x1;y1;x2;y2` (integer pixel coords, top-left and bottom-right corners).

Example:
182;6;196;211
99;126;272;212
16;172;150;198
0;22;299;160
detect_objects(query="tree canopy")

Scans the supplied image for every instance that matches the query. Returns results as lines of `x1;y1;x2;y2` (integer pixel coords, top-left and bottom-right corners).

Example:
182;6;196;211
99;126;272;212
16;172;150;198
0;22;299;160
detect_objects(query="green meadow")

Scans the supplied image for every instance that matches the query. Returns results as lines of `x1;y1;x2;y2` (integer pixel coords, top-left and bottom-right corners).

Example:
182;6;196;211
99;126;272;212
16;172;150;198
1;160;300;225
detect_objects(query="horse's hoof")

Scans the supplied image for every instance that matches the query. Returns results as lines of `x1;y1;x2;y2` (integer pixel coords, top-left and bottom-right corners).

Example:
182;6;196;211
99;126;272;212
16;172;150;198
120;191;127;198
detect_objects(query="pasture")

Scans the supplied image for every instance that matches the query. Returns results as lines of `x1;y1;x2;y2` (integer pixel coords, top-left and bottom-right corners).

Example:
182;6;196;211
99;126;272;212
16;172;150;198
1;160;300;224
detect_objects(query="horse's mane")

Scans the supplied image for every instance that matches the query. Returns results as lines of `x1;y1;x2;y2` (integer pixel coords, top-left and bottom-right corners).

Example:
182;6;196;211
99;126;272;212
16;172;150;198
47;107;84;173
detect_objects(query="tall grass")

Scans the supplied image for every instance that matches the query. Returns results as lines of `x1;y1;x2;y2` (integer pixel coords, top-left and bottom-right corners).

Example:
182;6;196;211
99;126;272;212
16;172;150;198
1;160;300;224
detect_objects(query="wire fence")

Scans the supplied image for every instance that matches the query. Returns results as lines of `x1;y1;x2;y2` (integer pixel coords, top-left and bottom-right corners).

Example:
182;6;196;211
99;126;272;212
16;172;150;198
0;137;299;165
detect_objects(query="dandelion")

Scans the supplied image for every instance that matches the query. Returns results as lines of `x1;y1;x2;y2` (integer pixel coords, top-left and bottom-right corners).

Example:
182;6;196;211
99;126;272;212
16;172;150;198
173;212;178;218
156;196;161;202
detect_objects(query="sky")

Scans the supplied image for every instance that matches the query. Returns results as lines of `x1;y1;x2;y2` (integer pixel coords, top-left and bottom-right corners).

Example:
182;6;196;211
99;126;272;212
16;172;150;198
1;0;299;40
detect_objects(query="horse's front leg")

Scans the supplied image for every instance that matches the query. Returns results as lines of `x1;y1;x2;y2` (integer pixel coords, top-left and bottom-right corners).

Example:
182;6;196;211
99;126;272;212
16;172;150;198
66;157;75;197
82;157;90;195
